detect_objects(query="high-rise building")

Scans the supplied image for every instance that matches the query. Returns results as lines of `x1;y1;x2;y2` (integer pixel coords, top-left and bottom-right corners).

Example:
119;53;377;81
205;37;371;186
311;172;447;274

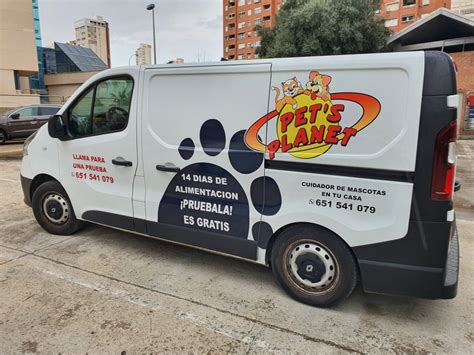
0;0;40;111
136;43;152;65
379;0;451;32
74;16;111;67
30;0;46;93
223;0;285;60
451;0;474;20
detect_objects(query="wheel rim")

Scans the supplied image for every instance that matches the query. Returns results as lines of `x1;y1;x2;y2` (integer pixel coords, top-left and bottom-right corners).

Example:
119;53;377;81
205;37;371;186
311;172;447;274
42;193;69;225
285;240;338;293
0;131;5;143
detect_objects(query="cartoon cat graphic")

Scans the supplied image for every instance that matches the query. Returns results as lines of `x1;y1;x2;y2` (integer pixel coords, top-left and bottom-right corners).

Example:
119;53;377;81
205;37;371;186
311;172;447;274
305;71;332;101
273;77;304;112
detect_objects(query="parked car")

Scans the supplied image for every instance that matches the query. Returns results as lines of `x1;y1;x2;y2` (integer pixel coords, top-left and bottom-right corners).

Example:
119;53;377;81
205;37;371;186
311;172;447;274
0;104;61;144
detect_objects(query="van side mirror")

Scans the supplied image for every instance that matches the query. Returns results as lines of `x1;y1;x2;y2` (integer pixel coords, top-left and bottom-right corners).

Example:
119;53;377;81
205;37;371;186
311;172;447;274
48;115;67;140
10;113;20;120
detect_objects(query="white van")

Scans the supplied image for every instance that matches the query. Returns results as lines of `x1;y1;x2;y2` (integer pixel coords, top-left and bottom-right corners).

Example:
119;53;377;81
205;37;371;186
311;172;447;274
20;51;459;307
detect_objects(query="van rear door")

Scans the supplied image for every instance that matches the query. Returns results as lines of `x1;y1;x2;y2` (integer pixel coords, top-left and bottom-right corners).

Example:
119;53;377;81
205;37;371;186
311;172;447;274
141;63;271;259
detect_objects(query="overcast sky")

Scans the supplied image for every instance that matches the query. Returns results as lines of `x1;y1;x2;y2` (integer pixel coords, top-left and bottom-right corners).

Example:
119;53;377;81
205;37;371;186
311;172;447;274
39;0;223;67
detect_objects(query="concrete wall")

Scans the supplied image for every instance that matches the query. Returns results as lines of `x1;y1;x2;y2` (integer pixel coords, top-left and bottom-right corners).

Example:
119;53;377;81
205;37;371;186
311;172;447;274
44;71;99;104
0;0;38;76
0;0;40;111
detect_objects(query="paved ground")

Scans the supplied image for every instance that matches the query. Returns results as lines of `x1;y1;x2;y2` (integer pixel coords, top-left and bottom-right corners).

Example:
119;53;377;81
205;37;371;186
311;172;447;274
0;141;23;159
0;141;472;353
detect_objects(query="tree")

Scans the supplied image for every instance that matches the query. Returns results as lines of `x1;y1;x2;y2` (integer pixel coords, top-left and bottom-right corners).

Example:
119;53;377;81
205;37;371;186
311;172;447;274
256;0;389;58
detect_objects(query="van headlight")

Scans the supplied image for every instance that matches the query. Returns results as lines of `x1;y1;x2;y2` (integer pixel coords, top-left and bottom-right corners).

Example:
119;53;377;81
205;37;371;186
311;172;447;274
23;131;38;157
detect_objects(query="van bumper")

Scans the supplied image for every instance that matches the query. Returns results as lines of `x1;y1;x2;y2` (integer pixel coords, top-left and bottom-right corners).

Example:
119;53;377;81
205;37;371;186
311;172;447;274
20;174;32;207
357;222;459;300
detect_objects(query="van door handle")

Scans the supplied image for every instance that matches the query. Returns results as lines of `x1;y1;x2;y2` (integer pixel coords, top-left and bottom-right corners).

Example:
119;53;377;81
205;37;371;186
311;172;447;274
112;157;133;167
156;163;181;173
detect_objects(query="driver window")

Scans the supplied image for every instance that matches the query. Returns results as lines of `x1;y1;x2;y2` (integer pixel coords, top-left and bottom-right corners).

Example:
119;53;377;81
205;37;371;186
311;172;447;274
68;77;134;138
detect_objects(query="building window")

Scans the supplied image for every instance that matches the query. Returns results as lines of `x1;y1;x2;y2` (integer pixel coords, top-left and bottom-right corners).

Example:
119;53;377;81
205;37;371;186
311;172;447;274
238;0;245;5
422;0;430;5
238;11;246;18
384;18;398;27
263;4;271;11
255;7;262;14
401;15;415;22
248;10;252;16
13;70;20;91
238;22;245;29
238;32;246;39
254;40;261;47
403;0;416;6
238;55;244;60
254;19;261;26
238;43;245;49
386;3;400;12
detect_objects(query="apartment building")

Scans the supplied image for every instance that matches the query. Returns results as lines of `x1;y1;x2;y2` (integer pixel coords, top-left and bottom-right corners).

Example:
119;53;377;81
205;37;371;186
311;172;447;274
451;0;474;21
380;0;451;32
223;0;285;60
74;16;111;67
0;0;40;111
136;43;152;65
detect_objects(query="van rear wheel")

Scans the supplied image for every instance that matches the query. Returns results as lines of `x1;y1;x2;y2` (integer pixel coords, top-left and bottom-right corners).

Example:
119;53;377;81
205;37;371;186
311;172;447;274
32;181;84;235
271;225;358;307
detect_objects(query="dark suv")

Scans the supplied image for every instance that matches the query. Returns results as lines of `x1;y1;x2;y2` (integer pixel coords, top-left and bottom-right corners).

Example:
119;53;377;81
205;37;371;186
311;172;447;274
0;104;61;144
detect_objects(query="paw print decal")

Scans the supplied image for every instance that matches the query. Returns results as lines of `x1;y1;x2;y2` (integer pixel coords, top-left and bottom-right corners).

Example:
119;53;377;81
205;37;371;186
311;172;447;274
158;119;281;249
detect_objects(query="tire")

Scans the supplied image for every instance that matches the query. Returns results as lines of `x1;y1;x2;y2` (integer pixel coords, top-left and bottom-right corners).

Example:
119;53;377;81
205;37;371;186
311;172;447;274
271;224;358;307
0;129;7;145
32;180;84;235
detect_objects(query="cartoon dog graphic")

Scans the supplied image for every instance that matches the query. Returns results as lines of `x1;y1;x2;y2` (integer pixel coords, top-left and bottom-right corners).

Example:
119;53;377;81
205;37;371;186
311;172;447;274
305;71;332;101
273;77;304;112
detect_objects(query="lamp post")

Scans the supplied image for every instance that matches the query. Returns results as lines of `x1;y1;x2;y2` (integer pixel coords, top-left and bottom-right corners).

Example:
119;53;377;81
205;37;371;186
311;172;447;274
128;53;137;66
146;3;157;64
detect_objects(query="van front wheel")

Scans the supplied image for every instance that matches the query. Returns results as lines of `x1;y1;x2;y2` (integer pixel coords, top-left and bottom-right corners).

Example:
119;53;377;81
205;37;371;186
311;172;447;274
32;181;84;235
271;225;358;307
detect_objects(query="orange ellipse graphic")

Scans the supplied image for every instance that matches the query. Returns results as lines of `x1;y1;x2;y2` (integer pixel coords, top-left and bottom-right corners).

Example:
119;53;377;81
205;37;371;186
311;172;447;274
244;92;381;159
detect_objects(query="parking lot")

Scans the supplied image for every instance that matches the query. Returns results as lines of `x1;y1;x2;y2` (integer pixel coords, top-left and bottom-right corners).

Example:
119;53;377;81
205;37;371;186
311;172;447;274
0;141;472;353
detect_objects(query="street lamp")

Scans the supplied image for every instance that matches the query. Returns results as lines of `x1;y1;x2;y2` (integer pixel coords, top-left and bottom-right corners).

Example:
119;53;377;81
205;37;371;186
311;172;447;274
146;3;157;65
128;53;137;66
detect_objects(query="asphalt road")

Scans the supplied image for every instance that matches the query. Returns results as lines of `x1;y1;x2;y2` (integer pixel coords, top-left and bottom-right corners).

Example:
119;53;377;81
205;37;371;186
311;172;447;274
0;141;472;353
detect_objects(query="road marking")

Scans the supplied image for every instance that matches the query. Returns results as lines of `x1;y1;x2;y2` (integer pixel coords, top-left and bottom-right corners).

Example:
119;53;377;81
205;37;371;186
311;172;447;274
40;268;162;311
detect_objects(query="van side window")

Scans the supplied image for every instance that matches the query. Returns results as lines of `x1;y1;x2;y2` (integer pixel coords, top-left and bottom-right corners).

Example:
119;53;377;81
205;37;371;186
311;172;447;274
68;77;134;138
